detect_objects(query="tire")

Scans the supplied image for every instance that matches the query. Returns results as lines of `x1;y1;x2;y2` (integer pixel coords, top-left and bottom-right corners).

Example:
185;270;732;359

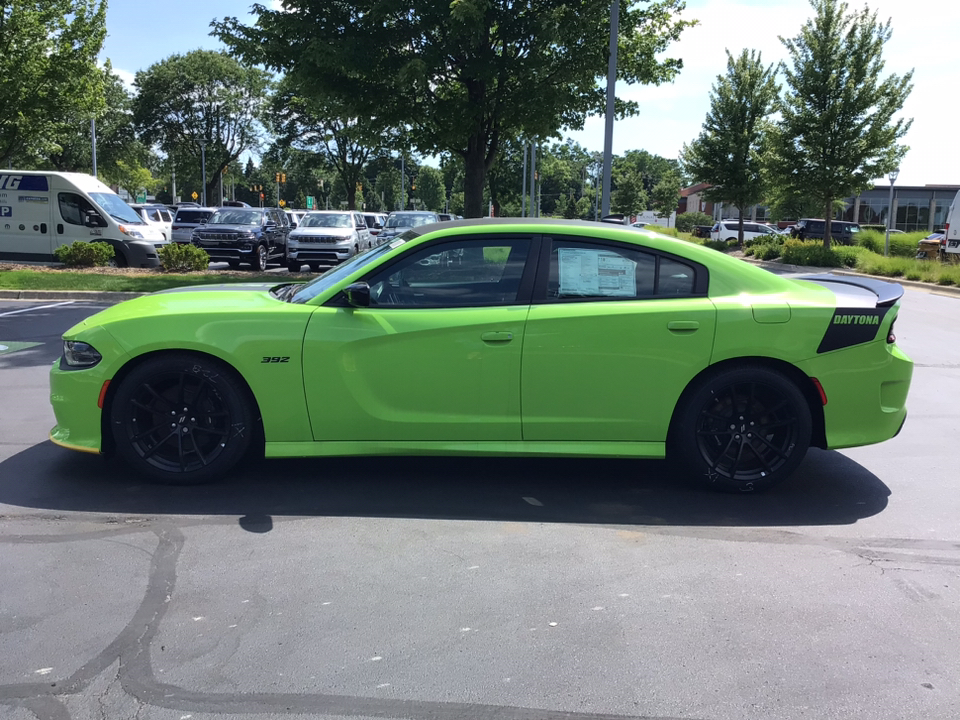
107;247;128;268
109;353;255;484
248;244;268;272
669;366;811;493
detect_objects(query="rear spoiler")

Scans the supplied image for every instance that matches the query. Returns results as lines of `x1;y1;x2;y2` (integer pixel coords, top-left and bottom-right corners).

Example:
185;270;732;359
795;273;904;307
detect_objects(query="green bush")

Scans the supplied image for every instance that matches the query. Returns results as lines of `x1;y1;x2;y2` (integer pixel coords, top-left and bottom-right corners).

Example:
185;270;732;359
743;246;755;257
833;245;868;268
856;229;922;257
703;240;732;252
53;241;115;267
755;243;782;261
856;231;883;253
781;239;841;267
675;211;713;234
158;243;210;272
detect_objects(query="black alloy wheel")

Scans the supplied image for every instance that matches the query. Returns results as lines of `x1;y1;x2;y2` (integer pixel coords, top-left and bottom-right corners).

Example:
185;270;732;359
671;366;811;493
110;354;254;483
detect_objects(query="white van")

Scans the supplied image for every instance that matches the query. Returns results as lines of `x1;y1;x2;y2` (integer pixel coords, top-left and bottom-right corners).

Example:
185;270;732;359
0;171;167;267
945;189;960;258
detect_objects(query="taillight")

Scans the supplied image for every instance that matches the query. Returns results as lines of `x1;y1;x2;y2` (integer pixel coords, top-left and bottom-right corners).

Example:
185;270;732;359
811;377;828;406
887;318;896;344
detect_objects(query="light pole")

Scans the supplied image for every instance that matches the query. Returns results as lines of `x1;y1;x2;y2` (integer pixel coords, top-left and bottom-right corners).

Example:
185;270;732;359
521;142;528;218
200;142;207;207
91;118;98;177
600;0;619;218
884;167;899;257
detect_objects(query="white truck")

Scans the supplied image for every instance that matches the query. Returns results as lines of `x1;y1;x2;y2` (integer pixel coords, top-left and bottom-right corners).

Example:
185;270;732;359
0;171;167;267
945;189;960;259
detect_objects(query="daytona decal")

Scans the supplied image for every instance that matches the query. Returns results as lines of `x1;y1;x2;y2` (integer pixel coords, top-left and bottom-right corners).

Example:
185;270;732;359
817;307;890;353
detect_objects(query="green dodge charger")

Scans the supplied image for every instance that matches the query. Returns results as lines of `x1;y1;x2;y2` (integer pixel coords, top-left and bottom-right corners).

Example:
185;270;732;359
50;219;913;492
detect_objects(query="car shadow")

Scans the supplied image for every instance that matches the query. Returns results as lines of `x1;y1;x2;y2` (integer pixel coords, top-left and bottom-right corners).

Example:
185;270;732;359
0;442;888;527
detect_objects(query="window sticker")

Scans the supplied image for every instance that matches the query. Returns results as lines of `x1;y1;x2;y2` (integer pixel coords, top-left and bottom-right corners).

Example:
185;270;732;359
558;248;637;297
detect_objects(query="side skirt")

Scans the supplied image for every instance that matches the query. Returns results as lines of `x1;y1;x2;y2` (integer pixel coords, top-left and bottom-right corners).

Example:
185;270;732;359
265;440;666;459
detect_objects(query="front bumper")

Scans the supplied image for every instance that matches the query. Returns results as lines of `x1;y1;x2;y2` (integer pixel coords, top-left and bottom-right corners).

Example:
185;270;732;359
288;244;353;264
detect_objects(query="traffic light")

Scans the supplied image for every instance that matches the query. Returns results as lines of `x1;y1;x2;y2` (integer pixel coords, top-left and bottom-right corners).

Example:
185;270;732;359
275;173;280;182
281;173;286;183
259;192;264;200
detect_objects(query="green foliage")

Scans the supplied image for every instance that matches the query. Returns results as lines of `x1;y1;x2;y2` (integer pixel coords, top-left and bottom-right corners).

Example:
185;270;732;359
675;211;713;233
833;245;868;267
856;229;921;257
158;244;210;272
53;241;114;267
414;166;445;212
755;243;782;261
703;240;732;252
650;172;682;218
681;49;779;231
104;160;157;200
133;50;271;204
611;169;647;216
0;0;107;165
852;253;960;285
770;0;913;249
781;239;841;267
213;1;695;217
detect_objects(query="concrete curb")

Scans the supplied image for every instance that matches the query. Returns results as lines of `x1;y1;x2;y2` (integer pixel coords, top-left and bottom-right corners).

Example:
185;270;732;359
0;290;146;302
743;258;960;298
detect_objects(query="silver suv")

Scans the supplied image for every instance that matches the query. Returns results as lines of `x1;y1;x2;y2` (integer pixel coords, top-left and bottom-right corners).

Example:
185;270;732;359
171;206;216;243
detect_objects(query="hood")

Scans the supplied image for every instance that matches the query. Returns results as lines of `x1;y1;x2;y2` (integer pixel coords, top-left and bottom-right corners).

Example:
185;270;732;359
194;223;260;233
291;227;353;237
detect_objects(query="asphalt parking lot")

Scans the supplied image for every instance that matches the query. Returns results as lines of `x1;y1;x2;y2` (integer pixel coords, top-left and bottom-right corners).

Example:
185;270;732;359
1;287;959;720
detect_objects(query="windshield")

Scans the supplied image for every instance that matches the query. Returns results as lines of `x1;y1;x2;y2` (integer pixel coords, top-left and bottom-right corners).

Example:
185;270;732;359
385;214;435;229
290;234;414;304
208;209;263;226
300;213;353;229
89;192;143;224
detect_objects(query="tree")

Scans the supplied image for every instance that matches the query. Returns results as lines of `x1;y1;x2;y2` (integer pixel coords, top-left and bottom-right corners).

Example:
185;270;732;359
414;166;445;212
132;50;271;205
650;171;682;218
105;160;156;200
771;0;912;248
611;169;647;216
0;0;107;166
213;1;694;218
681;49;778;245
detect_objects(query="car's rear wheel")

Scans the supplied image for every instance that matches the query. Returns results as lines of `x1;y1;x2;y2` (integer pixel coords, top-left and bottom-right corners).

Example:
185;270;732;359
670;366;811;493
110;353;254;484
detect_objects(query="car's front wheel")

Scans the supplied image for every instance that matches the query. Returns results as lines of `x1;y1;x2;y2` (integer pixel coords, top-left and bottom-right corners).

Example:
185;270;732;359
248;244;268;272
109;353;255;484
669;366;811;493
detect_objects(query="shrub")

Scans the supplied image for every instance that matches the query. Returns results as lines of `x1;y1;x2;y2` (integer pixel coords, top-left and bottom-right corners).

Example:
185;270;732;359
755;243;782;261
675;211;713;234
781;239;841;267
833;245;868;268
703;240;731;252
743;246;755;257
158;243;210;272
937;273;956;286
53;241;115;267
856;229;922;257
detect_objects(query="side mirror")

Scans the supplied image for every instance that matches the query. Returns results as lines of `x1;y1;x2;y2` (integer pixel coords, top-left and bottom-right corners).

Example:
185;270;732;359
200;218;208;224
264;224;277;231
374;222;382;229
343;282;370;308
83;211;105;228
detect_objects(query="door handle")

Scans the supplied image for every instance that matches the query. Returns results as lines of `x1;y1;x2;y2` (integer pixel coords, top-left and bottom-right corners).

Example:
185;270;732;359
480;331;514;343
667;321;700;332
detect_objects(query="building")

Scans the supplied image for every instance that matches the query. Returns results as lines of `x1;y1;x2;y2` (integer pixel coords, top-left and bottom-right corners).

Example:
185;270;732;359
681;183;960;232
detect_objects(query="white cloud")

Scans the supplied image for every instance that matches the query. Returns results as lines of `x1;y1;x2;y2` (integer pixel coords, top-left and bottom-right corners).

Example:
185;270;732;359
567;0;958;186
111;67;136;91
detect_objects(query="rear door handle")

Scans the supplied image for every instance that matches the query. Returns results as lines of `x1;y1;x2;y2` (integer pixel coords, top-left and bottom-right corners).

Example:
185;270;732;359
480;331;514;343
667;321;700;332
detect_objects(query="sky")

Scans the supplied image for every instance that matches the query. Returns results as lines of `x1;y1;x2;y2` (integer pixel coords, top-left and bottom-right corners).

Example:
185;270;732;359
100;0;957;188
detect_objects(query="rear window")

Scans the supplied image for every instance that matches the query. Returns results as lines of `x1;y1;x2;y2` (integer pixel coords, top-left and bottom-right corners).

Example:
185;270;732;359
175;210;214;223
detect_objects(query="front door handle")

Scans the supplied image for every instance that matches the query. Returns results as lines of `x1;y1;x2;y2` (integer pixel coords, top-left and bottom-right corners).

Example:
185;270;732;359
667;321;700;332
480;331;514;343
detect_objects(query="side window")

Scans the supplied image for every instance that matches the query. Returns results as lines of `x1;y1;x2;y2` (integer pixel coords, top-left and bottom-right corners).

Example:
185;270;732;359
544;239;697;301
58;193;97;226
147;208;162;222
365;237;531;307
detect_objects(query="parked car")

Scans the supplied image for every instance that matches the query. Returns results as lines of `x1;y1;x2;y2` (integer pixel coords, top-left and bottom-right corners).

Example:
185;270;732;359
946;189;960;260
710;221;777;244
437;213;454;222
791;219;861;244
377;211;441;242
286;210;372;272
362;213;388;240
130;203;174;241
191;207;289;271
50;218;912;493
285;210;307;229
171;207;216;244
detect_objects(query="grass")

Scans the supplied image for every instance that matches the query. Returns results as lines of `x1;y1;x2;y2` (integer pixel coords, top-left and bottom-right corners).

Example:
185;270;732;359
0;269;284;292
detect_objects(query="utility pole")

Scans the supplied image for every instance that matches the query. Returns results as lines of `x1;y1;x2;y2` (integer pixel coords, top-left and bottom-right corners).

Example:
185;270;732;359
530;141;537;218
400;155;405;210
601;0;619;218
522;142;528;217
171;164;177;203
200;141;207;206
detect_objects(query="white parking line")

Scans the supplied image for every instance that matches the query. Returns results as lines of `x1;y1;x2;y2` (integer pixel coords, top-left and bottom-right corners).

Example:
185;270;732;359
0;301;76;317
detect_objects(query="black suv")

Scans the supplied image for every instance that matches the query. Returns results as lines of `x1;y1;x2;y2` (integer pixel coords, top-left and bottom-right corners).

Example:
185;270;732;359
791;218;861;245
192;207;289;271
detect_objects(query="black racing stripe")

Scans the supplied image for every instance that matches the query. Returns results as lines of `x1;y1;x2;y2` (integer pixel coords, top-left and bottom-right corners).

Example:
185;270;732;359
817;307;891;353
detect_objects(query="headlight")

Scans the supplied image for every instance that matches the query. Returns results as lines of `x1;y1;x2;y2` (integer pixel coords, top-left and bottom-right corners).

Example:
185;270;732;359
288;235;300;246
63;340;102;368
118;225;146;239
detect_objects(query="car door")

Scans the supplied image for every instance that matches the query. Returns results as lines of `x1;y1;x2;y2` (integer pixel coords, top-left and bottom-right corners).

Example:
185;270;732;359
302;234;538;442
521;235;716;443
